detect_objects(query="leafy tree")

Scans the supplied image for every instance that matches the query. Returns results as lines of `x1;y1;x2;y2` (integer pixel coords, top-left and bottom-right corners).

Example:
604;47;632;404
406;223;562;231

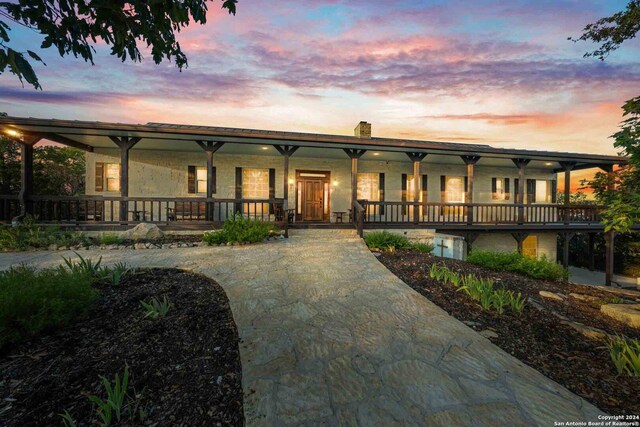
555;191;593;205
571;0;640;60
0;137;85;196
573;2;640;233
0;0;238;89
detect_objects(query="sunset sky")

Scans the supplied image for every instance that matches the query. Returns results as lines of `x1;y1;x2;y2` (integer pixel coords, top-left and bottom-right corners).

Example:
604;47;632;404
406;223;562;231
1;0;638;174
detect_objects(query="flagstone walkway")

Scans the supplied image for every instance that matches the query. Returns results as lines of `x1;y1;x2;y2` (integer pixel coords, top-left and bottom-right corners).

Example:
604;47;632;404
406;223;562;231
1;230;603;425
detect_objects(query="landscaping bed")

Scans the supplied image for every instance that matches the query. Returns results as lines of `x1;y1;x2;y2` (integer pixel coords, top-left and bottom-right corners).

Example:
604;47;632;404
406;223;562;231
0;268;243;426
376;250;640;415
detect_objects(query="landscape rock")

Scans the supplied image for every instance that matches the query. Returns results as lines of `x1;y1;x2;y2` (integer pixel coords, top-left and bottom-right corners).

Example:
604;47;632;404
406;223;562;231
561;320;610;341
48;244;58;251
479;329;498;339
539;291;564;301
601;303;640;329
122;223;164;241
134;243;146;250
569;293;600;303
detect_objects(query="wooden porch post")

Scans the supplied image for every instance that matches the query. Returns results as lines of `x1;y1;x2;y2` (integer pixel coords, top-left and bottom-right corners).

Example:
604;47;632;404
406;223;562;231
109;136;141;223
461;155;480;224
344;149;367;216
588;232;596;271
600;164;616;286
406;152;428;224
195;141;225;220
464;232;479;257
562;232;575;269
559;161;576;206
511;232;529;254
512;159;530;224
274;145;299;237
10;134;41;219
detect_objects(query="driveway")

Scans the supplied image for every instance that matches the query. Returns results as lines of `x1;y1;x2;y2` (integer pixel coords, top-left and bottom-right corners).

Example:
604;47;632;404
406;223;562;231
0;230;602;425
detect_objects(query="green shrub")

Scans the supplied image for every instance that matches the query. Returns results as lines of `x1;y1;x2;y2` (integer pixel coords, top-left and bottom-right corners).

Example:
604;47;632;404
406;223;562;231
141;296;172;319
467;250;568;281
365;231;434;253
0;264;98;348
0;216;89;251
100;233;125;245
203;215;278;245
608;336;640;377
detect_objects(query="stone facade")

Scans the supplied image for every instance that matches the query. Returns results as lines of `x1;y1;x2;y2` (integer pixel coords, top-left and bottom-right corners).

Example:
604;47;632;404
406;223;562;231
85;149;559;260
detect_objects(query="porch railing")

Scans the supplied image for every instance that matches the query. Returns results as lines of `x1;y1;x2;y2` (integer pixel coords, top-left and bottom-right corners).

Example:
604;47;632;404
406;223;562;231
359;201;604;226
0;195;287;227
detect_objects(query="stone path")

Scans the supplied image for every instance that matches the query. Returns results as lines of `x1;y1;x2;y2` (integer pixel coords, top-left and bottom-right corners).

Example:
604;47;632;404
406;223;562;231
1;230;603;425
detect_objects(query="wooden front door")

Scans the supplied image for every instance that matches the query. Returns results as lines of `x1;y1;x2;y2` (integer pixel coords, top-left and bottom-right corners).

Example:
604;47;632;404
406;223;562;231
296;170;330;222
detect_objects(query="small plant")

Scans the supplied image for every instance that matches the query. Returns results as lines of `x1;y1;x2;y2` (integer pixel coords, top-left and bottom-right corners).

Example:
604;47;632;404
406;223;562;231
0;264;97;348
203;214;277;245
468;250;569;281
141;296;172;319
607;296;625;304
479;289;494;310
104;262;131;286
59;410;77;427
491;288;510;315
410;242;435;253
0;215;90;251
507;291;526;315
100;233;125;245
89;365;130;426
364;231;412;250
62;252;103;279
607;336;640;377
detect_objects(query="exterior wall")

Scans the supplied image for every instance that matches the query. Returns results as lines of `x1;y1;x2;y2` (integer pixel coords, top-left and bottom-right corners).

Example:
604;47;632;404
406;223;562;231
85;149;556;216
473;232;558;260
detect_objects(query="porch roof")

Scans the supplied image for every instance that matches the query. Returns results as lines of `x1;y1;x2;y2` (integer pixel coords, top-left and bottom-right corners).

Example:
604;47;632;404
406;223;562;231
0;115;625;170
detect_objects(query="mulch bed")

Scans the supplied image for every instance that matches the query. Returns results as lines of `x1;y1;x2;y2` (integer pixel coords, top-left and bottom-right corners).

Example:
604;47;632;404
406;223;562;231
0;268;243;426
376;250;640;415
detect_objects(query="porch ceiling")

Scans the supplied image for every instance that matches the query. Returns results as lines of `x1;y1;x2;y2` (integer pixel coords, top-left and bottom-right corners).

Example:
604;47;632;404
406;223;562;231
0;116;625;169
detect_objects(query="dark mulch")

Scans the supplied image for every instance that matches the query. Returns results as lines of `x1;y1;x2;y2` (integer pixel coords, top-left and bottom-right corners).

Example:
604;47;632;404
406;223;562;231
0;268;243;426
376;250;640;415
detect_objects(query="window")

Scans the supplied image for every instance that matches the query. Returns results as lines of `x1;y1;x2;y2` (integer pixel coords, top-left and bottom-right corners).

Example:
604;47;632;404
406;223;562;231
536;180;552;203
446;176;465;203
406;175;424;202
522;235;538;258
492;178;509;201
243;168;270;215
95;162;120;192
357;173;379;201
196;167;207;194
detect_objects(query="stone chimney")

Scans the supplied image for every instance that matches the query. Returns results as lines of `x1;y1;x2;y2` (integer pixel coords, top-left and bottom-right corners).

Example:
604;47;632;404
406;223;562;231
354;121;371;138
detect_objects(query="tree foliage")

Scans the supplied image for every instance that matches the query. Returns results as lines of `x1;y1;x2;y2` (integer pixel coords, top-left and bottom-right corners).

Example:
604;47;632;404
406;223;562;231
571;0;640;60
0;0;237;89
588;97;640;232
0;137;85;195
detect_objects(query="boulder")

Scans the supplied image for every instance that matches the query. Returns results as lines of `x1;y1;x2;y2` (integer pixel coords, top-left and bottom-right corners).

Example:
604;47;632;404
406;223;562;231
601;303;640;329
122;223;164;241
561;320;610;341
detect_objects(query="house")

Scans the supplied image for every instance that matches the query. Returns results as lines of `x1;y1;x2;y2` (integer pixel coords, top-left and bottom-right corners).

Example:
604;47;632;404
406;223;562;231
0;116;626;283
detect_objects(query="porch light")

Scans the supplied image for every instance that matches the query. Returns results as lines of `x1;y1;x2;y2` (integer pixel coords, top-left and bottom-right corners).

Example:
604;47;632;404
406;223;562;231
261;146;269;150
373;152;380;156
333;179;338;187
288;178;294;185
5;129;19;137
544;162;553;166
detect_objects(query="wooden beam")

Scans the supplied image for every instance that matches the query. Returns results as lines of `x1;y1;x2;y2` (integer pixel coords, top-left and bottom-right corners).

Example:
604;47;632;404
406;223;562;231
511;232;529;254
605;230;615;286
351;157;358;212
406;152;428;162
465;232;480;256
460;155;481;165
344;148;367;159
273;145;299;157
35;132;93;152
195;140;225;153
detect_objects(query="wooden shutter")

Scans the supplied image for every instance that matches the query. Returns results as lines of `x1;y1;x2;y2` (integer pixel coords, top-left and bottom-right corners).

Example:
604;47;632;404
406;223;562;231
379;173;385;215
211;166;217;194
235;167;242;213
187;165;196;194
527;179;536;204
551;180;557;203
505;178;510;200
401;173;407;214
440;175;446;202
464;176;468;195
421;174;428;204
491;178;497;200
95;162;104;192
268;168;276;214
514;178;519;203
